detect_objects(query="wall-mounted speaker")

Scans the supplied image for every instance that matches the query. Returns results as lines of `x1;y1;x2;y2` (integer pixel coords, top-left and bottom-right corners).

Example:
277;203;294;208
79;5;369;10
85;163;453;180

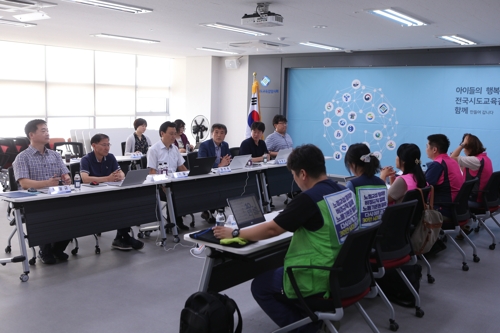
225;59;240;69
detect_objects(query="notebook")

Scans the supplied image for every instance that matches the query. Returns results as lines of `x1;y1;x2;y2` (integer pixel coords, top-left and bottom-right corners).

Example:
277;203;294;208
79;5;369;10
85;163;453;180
228;154;252;170
188;156;216;176
105;168;150;187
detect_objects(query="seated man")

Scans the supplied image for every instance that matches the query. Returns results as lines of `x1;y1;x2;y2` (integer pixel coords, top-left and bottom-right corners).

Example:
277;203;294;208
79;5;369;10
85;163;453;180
425;134;464;219
214;144;352;332
198;123;231;168
80;133;144;251
13;119;72;264
239;121;269;163
265;115;293;159
147;121;190;230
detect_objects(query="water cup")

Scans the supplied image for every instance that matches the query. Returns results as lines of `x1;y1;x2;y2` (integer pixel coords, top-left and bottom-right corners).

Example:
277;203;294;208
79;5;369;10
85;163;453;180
65;153;71;163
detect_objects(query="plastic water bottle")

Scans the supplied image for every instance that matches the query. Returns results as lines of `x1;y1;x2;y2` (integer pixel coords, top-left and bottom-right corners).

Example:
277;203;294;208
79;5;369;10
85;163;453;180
263;153;268;164
215;209;225;227
186;144;191;153
164;162;169;176
74;173;81;191
157;163;164;175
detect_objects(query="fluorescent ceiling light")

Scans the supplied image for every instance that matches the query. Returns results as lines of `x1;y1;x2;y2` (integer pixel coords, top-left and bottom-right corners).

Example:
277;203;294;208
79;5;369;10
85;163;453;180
62;0;151;14
0;18;36;26
438;35;477;46
91;33;159;44
196;47;239;55
299;41;342;51
200;22;269;36
13;11;50;21
370;9;426;27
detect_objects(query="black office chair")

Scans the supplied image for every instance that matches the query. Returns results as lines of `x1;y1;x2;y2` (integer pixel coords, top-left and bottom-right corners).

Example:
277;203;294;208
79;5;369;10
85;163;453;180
229;147;240;157
274;225;381;333
13;137;29;153
402;186;435;283
437;179;479;271
140;155;148;169
53;142;85;158
470;171;500;250
371;200;424;320
121;142;126;156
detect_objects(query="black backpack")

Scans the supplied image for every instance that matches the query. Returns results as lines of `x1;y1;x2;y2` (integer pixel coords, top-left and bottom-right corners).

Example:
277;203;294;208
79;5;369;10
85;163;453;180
376;264;422;307
180;291;242;333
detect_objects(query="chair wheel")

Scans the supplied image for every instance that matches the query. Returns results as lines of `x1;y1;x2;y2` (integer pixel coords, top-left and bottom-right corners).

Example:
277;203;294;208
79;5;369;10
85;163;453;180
462;263;469;271
389;319;399;331
474;226;480;233
1;263;5;266
489;244;496;250
416;308;424;318
427;275;435;284
5;246;11;254
71;249;78;255
137;232;144;239
20;274;29;282
95;248;100;254
473;255;480;263
28;258;36;265
174;236;180;243
145;231;152;237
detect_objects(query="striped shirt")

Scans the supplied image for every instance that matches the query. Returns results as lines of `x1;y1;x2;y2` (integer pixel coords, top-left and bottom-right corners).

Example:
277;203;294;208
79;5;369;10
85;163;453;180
13;145;69;182
265;131;293;152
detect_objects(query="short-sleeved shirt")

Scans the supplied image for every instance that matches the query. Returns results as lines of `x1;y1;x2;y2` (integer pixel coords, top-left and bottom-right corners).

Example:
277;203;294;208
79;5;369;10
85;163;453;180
239;137;269;158
388;176;409;204
80;151;120;177
147;140;185;172
13;145;69;182
265;131;293;152
274;179;346;232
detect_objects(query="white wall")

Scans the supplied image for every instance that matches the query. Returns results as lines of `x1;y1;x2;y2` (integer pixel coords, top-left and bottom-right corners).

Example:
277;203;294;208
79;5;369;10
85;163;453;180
169;55;250;148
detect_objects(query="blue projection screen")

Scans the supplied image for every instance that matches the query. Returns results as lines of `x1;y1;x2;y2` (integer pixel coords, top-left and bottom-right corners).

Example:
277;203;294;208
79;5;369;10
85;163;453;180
286;66;500;175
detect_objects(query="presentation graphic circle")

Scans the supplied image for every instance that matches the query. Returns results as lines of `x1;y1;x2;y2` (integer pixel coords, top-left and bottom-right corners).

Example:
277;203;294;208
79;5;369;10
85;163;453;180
323;79;398;162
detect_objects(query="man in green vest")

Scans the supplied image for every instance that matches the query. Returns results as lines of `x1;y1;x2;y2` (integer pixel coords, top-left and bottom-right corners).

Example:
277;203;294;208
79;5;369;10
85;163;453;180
214;144;355;332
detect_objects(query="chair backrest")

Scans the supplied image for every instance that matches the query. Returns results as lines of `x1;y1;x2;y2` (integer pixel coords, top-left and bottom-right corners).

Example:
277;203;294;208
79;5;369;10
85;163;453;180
186;151;199;169
453;179;478;222
402;186;432;227
333;224;380;300
48;137;65;149
8;167;18;191
121;142;126;156
376;200;418;261
482;171;500;208
0;138;18;168
14;137;29;153
229;147;240;157
140;155;148;169
53;142;85;158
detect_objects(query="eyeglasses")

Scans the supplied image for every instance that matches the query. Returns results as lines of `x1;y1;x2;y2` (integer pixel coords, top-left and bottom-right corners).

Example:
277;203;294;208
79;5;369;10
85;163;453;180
278;122;288;125
97;143;112;147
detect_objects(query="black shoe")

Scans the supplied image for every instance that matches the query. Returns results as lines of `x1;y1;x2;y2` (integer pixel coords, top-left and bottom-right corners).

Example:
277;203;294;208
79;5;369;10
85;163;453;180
177;223;189;230
112;239;132;250
207;217;216;224
39;250;56;265
125;237;144;250
201;211;210;221
53;250;69;261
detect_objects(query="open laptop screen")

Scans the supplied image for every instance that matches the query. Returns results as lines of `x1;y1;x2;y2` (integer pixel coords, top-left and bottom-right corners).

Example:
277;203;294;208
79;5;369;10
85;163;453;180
227;194;266;229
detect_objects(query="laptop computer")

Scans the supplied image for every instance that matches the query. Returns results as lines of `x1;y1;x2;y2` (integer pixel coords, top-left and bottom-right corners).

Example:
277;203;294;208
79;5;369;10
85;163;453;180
227;194;266;228
105;168;150;187
188;156;216;176
275;148;292;161
228;154;252;170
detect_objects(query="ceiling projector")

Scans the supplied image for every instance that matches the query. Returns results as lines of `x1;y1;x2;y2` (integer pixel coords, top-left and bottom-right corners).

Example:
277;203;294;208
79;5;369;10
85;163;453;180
241;2;283;27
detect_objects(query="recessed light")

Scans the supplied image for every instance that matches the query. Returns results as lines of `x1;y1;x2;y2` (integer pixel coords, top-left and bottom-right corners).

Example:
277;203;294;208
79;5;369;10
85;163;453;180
438;35;477;46
299;41;342;51
62;0;151;14
13;12;50;22
91;33;159;44
0;18;36;27
369;9;426;26
200;22;270;37
196;47;240;55
313;25;327;29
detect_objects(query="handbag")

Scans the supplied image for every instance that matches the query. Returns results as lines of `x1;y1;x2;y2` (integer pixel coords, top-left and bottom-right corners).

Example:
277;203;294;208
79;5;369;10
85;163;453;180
410;186;443;255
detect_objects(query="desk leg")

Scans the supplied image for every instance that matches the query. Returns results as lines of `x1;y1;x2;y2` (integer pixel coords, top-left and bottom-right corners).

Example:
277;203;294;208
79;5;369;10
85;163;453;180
259;173;271;213
198;247;215;292
165;187;180;243
14;208;30;282
156;187;168;246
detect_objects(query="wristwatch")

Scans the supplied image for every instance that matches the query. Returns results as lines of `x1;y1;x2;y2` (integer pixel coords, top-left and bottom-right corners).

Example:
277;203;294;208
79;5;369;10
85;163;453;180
460;143;465;147
232;229;240;238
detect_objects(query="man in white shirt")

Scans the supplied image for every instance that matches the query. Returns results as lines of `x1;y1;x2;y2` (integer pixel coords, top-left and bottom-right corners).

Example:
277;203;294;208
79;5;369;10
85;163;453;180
147;121;189;230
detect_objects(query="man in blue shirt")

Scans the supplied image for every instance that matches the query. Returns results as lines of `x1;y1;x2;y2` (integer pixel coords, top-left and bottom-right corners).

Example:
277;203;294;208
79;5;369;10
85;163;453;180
80;133;144;251
198;123;231;168
265;115;293;159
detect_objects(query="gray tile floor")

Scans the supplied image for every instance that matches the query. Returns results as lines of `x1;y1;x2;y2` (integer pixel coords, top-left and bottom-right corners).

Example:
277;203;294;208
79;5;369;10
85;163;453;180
1;195;500;333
